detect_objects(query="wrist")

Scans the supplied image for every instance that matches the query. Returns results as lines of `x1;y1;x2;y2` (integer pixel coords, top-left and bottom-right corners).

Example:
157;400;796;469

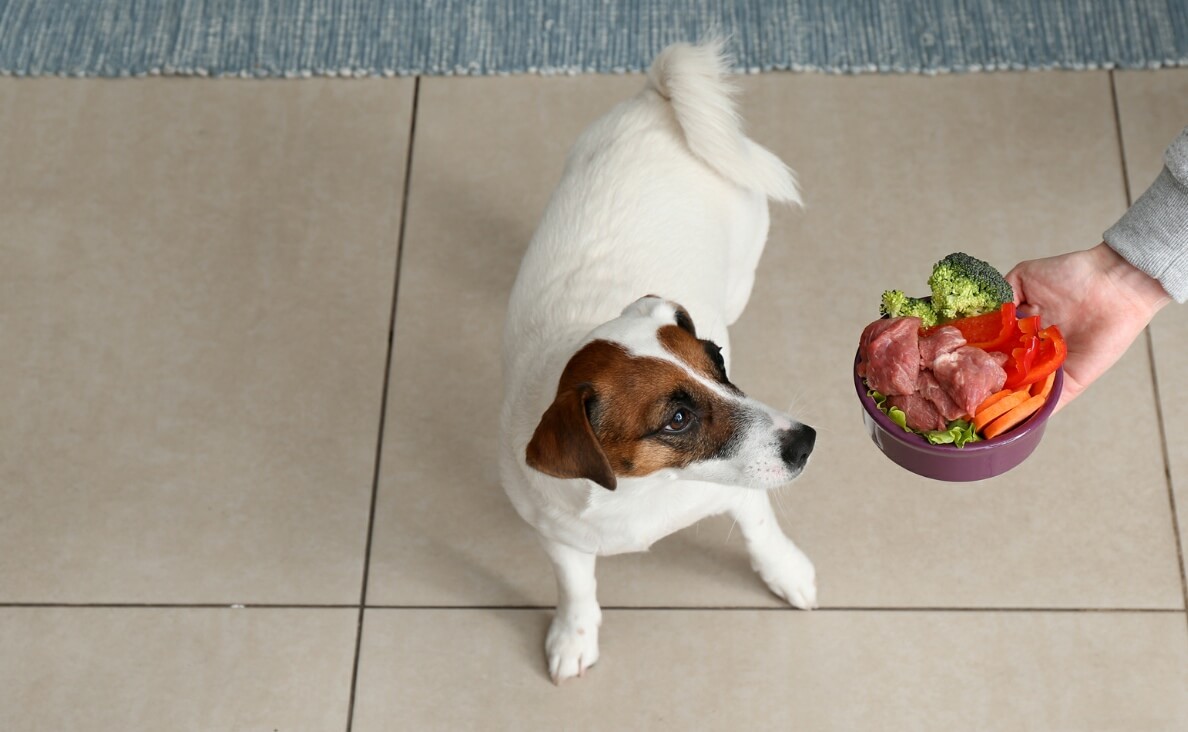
1091;242;1172;317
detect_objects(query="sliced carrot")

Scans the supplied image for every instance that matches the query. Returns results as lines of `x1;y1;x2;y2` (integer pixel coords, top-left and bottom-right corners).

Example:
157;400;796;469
1031;371;1056;400
974;389;1013;415
982;395;1047;439
973;390;1030;433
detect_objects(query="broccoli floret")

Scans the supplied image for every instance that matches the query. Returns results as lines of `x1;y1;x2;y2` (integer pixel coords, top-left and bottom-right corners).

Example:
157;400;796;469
880;290;940;327
927;252;1014;320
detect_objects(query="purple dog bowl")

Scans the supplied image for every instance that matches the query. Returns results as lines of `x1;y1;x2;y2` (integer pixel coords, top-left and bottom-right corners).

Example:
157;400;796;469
854;353;1063;482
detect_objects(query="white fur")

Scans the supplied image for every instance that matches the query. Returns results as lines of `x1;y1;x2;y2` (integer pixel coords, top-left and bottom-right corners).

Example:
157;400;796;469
499;41;816;685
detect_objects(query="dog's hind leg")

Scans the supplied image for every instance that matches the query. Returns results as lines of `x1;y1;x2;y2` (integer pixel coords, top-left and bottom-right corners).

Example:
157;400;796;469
728;494;818;609
540;538;602;684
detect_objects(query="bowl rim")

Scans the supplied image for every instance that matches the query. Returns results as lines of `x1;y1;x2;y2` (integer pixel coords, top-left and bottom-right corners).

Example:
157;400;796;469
853;351;1063;453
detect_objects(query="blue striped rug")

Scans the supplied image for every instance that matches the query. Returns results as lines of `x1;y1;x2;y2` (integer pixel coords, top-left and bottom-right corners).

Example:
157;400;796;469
1;0;1185;77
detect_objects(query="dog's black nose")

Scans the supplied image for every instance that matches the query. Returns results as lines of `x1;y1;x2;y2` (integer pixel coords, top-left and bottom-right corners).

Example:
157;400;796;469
779;425;816;470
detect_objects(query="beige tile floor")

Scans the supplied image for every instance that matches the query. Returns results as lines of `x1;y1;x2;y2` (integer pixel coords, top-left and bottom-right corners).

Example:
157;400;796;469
2;68;1186;730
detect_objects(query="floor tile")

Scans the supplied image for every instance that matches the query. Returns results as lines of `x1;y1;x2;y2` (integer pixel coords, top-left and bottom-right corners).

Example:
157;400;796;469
0;79;412;602
1114;69;1188;194
368;75;640;607
0;607;357;732
728;70;1183;608
370;70;1182;609
352;608;1188;732
1115;68;1188;591
1151;305;1188;593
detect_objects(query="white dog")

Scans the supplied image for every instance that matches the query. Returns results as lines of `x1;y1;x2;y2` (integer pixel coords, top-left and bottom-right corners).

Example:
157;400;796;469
499;40;817;684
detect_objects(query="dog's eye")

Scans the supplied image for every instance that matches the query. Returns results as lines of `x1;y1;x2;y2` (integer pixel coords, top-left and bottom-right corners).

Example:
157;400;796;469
663;408;694;433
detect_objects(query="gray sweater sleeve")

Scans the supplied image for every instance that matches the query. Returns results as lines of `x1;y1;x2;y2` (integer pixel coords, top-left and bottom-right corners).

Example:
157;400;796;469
1104;126;1188;303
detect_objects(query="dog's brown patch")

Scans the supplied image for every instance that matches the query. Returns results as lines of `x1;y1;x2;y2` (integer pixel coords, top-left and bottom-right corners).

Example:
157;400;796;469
657;325;739;393
525;339;745;489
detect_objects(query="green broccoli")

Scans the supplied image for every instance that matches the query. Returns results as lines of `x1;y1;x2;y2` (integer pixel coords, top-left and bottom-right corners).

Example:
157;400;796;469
880;290;940;327
927;252;1014;320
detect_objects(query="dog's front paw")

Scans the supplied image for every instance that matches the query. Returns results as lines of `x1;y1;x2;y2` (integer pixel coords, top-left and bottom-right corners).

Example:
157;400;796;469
753;542;818;610
545;612;600;684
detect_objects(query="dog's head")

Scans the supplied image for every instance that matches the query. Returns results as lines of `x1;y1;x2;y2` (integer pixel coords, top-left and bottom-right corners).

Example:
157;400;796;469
525;296;815;491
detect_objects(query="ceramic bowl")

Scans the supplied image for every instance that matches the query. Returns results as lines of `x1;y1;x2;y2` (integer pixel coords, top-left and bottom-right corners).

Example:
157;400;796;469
854;353;1063;482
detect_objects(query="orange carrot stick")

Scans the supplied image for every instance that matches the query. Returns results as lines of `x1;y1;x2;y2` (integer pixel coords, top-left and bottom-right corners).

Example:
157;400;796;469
973;391;1029;433
983;395;1047;439
1031;371;1056;400
974;389;1013;416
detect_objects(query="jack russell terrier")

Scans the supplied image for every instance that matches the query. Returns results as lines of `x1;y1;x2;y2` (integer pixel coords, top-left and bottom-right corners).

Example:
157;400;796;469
499;40;817;684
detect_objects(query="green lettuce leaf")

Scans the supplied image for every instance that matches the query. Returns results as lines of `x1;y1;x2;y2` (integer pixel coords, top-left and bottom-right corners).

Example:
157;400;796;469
923;418;980;447
868;390;910;433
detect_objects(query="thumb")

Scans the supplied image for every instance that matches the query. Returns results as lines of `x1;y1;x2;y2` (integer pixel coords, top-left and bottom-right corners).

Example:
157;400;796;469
1005;267;1041;319
1004;267;1025;307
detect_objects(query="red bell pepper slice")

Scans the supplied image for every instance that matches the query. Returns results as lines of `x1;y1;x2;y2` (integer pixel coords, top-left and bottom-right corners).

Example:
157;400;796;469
968;302;1019;352
1018;315;1041;337
1003;322;1067;390
1004;336;1038;390
921;303;1019;352
924;307;1000;341
1002;314;1040;389
1018;325;1067;388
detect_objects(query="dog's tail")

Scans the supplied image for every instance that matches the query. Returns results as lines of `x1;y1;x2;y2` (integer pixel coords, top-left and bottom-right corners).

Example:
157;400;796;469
646;40;801;205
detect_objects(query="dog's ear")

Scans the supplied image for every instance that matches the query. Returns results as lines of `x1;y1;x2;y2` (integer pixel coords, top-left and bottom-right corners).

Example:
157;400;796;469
673;305;696;337
525;383;616;490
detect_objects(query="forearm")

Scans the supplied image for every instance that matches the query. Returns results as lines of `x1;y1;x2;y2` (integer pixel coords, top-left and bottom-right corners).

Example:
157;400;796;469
1104;126;1188;303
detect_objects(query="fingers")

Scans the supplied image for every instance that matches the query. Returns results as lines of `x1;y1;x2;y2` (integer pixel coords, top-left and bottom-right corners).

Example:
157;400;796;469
1004;266;1027;307
1016;302;1040;319
1005;268;1040;319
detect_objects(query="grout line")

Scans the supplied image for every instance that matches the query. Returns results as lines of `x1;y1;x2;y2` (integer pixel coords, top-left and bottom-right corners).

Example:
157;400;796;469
1110;70;1188;624
1108;71;1134;205
1145;327;1188;613
1;602;1182;614
0;603;356;609
358;605;1186;614
344;75;421;732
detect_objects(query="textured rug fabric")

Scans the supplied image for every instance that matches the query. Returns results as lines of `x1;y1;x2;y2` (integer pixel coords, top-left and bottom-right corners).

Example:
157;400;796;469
0;0;1185;77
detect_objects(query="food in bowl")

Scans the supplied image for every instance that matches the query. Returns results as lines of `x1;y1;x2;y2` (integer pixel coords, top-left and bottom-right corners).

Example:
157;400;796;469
857;252;1067;458
854;360;1062;482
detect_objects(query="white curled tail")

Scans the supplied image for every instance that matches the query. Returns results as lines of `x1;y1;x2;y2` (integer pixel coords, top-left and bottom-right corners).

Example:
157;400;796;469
646;40;801;205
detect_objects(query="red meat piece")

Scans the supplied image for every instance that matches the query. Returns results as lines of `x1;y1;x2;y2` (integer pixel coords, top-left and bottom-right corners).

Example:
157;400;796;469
917;370;967;422
886;393;947;432
919;326;967;367
858;317;921;395
931;346;1008;417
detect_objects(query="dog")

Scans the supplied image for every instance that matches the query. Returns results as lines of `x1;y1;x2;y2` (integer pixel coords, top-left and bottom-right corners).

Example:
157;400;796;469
499;40;817;684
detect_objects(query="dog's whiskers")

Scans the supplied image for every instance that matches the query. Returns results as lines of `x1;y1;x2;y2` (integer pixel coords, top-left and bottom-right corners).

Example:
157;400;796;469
772;483;791;521
724;511;739;544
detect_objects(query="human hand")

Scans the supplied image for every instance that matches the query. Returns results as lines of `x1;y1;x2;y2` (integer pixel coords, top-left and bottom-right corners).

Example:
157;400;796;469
1005;243;1171;412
